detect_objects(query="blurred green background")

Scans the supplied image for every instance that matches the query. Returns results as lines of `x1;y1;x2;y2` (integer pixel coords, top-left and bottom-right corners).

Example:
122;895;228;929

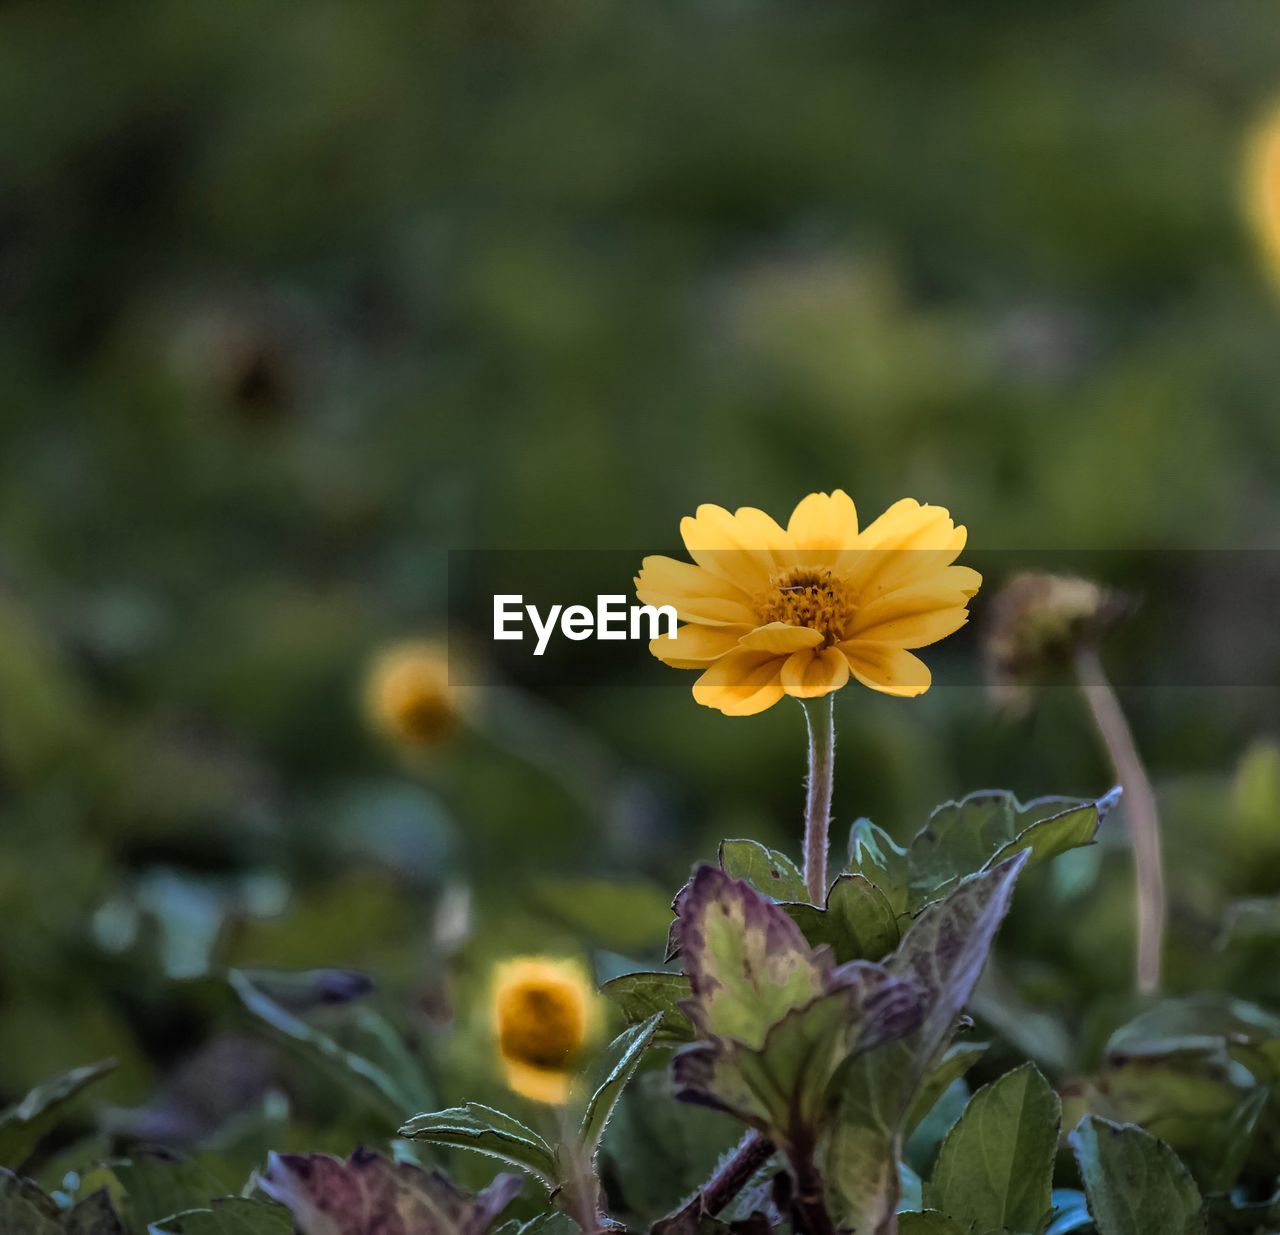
2;0;1280;1192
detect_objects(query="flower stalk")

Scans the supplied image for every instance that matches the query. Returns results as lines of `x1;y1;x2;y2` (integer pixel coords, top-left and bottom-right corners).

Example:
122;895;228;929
1074;648;1165;994
801;695;836;904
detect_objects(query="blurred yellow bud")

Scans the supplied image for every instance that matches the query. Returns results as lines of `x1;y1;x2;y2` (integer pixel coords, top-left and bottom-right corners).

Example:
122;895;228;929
1246;101;1280;285
984;573;1123;711
364;641;459;748
492;957;599;1105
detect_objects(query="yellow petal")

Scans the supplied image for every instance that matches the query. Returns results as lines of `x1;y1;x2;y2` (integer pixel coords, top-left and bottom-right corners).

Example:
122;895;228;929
839;641;932;697
650;623;751;667
635;555;758;626
780;646;851;698
737;622;825;653
691;649;786;716
787;490;859;564
839;500;968;601
680;504;792;596
849;568;982;648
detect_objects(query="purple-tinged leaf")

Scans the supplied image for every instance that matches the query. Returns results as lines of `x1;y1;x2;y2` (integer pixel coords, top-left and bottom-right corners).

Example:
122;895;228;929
258;1149;522;1235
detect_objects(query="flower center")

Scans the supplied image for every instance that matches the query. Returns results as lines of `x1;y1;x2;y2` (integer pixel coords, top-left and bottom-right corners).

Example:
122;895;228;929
756;567;857;646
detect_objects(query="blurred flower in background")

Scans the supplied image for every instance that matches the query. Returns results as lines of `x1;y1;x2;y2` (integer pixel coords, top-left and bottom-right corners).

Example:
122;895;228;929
1246;101;1280;285
364;640;461;750
492;957;600;1105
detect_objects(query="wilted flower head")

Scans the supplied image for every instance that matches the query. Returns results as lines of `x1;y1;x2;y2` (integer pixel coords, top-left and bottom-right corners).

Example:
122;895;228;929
1245;100;1280;285
635;492;979;715
364;640;458;748
984;573;1122;709
492;957;599;1105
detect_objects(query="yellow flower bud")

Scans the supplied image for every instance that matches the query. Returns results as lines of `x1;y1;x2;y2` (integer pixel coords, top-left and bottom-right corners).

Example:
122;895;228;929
491;958;599;1105
363;641;458;748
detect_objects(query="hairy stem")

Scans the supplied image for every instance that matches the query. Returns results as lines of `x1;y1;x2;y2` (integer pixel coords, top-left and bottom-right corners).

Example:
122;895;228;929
1075;647;1165;995
801;695;836;905
702;1131;776;1216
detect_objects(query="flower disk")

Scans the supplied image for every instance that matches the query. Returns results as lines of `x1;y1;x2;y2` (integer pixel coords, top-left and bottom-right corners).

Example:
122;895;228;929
492;958;597;1105
635;491;979;715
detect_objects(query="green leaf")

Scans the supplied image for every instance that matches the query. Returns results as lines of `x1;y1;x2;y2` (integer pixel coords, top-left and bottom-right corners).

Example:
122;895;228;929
717;840;807;903
228;970;415;1124
848;819;911;915
148;1198;291;1234
114;1156;231;1234
599;972;695;1045
398;1104;559;1187
825;854;1029;1235
1207;1085;1269;1194
596;1072;741;1227
1070;1116;1206;1235
904;1043;988;1137
783;875;900;963
0;1060;117;1169
1105;994;1280;1060
896;1214;971;1235
578;1013;663;1156
906;789;1114;911
924;1063;1060;1234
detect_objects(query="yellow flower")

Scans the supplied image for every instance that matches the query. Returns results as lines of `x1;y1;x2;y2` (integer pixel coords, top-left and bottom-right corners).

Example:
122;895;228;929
492;957;599;1105
635;492;979;716
1246;101;1280;284
364;640;459;747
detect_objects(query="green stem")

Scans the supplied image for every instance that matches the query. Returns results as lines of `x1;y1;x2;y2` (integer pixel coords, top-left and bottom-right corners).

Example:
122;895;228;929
801;695;836;905
1074;648;1165;995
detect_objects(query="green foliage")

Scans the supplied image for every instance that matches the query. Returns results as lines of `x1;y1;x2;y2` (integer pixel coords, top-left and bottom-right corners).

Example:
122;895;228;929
600;973;695;1045
1070;1117;1207;1235
851;790;1116;913
783;875;901;963
924;1064;1060;1234
398;1106;559;1189
0;1061;116;1170
578;1014;664;1157
151;1198;292;1235
717;841;809;905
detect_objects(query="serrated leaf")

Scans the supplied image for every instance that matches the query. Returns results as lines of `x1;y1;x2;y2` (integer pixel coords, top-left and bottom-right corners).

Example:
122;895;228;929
228;970;417;1123
579;1013;663;1155
149;1198;291;1234
398;1104;559;1187
924;1063;1060;1233
599;972;695;1045
0;1060;117;1169
907;790;1113;911
1070;1116;1206;1235
258;1149;522;1235
717;840;807;903
825;854;1029;1235
783;875;900;963
680;866;826;1049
